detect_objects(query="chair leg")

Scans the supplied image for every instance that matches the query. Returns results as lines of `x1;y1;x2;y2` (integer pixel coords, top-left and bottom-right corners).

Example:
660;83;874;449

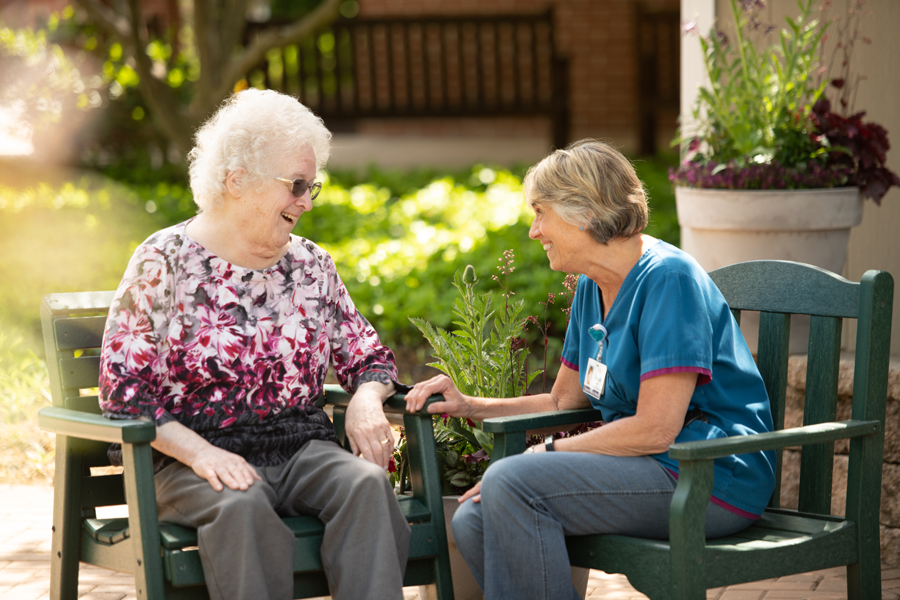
847;546;881;600
121;443;166;600
49;435;83;600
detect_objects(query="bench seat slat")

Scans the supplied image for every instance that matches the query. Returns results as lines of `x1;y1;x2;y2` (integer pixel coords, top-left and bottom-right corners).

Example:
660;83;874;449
84;496;434;549
86;500;441;588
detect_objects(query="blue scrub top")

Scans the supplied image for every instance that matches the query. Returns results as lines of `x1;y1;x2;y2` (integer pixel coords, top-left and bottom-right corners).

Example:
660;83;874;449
561;239;776;516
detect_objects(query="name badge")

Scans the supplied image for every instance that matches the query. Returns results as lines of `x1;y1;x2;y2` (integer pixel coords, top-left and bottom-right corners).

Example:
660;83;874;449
583;357;607;399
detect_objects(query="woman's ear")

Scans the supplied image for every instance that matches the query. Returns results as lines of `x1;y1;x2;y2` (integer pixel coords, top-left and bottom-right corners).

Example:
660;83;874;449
225;168;246;198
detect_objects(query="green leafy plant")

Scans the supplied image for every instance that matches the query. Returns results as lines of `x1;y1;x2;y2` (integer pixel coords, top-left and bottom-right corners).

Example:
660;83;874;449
396;253;541;494
671;0;897;202
676;0;829;170
411;254;539;400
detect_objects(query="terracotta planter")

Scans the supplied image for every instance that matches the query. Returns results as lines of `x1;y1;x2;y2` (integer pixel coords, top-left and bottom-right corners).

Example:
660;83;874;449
418;496;590;600
676;186;863;352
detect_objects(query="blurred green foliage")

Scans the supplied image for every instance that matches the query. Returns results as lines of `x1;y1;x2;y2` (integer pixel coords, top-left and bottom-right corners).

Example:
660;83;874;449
0;154;677;483
0;154;678;357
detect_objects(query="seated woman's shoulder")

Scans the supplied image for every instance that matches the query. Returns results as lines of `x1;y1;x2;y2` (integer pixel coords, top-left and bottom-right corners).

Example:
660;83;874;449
135;223;189;255
288;236;334;268
645;240;705;278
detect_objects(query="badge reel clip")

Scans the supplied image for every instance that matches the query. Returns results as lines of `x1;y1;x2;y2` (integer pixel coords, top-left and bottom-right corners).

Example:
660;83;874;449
583;324;608;399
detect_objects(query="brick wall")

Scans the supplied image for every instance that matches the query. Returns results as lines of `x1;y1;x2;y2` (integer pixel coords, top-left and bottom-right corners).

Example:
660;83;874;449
357;0;680;151
780;356;900;567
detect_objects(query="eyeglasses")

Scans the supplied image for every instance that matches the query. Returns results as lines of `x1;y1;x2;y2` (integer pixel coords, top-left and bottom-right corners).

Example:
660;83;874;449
274;177;322;200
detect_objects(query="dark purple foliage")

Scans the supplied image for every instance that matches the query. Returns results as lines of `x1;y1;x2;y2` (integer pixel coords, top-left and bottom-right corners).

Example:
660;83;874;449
464;449;490;464
671;99;899;203
811;98;900;204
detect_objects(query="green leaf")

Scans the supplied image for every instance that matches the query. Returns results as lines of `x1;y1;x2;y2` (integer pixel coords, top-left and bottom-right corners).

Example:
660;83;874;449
472;427;494;454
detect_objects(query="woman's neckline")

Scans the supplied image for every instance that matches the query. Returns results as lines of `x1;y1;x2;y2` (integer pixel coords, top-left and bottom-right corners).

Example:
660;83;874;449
181;218;291;273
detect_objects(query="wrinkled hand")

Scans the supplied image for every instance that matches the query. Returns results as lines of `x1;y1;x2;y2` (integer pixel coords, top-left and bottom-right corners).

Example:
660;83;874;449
189;445;262;492
458;480;483;504
346;388;394;469
405;374;473;417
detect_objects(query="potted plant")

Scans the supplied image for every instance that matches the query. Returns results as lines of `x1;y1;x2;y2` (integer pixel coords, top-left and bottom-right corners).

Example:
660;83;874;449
398;254;590;599
671;0;898;351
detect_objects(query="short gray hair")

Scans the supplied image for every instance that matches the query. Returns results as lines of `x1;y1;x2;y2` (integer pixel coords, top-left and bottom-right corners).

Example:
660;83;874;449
523;139;648;243
188;88;332;212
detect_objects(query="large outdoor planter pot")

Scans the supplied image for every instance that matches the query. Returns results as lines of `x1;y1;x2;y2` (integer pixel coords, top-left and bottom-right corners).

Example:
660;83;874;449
676;186;863;353
418;496;590;600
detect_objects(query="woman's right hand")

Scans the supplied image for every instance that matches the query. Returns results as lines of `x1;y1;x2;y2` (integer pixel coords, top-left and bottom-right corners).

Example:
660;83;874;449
189;445;262;492
458;480;482;504
405;374;473;416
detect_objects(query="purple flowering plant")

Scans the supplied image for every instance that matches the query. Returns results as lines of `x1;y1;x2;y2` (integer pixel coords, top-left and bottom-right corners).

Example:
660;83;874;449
671;0;898;203
395;252;578;495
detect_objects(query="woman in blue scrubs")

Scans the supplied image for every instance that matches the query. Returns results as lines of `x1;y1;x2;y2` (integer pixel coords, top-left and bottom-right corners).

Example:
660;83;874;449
405;139;776;600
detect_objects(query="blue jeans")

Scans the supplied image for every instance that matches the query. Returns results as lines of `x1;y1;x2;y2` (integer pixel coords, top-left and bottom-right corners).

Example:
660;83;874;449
452;453;753;600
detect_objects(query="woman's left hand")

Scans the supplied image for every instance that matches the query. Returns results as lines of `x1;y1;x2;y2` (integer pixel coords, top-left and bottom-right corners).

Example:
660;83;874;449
345;381;395;469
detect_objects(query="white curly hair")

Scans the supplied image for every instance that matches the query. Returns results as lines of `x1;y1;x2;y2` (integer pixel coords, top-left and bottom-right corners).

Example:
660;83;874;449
188;88;332;212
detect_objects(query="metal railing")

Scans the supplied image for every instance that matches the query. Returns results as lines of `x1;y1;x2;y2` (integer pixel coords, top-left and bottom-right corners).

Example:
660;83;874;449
246;10;570;148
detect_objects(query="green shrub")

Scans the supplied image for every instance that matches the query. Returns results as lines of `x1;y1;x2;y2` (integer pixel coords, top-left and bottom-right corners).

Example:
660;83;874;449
0;156;678;354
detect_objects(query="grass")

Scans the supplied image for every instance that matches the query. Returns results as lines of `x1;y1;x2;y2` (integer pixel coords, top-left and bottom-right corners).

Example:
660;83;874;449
0;328;54;484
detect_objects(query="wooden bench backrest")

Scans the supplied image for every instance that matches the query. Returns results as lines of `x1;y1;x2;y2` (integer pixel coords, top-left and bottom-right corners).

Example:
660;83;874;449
709;261;892;514
41;291;117;474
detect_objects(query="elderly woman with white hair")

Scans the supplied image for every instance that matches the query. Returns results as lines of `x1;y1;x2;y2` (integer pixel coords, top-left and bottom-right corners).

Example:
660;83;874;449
406;140;777;600
98;89;409;600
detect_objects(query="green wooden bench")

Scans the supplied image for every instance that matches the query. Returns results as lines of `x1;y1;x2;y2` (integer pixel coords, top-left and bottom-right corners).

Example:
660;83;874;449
37;291;455;600
483;260;893;600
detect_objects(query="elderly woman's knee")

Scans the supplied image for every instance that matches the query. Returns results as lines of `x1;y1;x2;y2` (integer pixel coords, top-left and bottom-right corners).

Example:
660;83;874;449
343;458;393;496
211;483;276;522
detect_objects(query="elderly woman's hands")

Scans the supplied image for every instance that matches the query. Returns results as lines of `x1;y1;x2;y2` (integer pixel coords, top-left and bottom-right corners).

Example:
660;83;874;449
405;374;474;417
153;420;262;492
190;445;262;492
345;381;396;469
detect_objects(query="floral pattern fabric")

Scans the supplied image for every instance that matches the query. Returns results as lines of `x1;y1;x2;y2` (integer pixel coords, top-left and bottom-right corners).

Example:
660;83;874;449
99;221;399;467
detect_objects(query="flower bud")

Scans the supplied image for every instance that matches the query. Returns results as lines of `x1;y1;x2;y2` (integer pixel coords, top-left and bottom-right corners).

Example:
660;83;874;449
463;265;478;285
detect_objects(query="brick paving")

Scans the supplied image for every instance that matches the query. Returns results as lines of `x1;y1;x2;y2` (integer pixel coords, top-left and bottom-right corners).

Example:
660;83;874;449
3;484;897;600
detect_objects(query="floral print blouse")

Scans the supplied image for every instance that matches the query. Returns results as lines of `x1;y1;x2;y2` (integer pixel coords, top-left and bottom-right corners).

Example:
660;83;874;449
99;221;399;468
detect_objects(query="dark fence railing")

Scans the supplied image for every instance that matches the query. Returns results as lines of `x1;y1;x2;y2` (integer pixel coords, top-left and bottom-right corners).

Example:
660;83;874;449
246;10;570;149
635;5;680;155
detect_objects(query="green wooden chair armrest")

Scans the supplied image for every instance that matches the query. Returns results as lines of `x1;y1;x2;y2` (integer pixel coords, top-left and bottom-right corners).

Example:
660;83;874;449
322;384;443;416
481;408;604;433
668;419;880;461
38;406;157;444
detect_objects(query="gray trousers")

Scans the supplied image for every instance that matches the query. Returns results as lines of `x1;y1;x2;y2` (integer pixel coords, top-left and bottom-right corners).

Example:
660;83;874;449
154;440;411;600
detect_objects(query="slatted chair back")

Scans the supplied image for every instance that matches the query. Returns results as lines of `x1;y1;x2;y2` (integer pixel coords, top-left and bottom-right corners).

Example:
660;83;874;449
709;260;892;516
41;291;124;511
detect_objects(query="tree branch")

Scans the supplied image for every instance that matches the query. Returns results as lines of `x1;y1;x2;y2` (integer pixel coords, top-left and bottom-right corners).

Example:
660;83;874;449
221;0;252;65
212;0;342;104
75;0;131;45
193;0;216;109
124;0;194;153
